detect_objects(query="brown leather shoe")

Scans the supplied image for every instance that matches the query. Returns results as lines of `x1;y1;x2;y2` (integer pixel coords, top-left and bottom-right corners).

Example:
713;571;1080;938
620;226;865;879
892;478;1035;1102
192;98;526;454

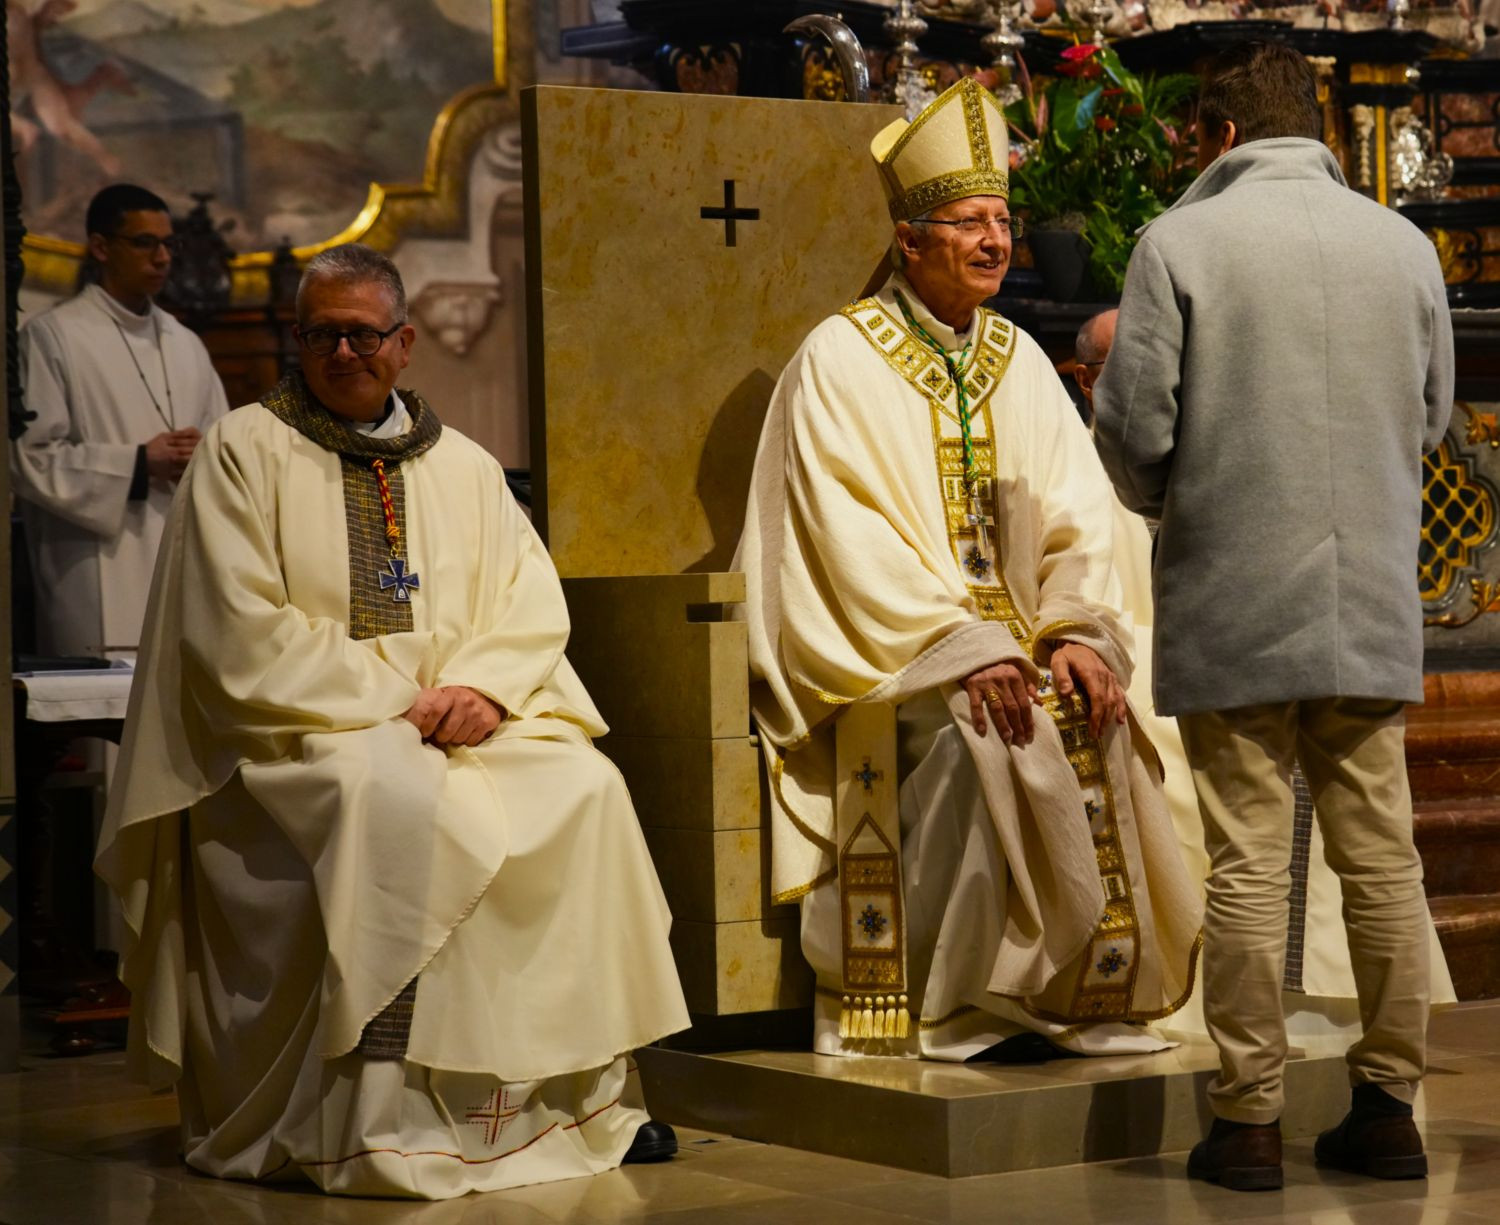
1187;1117;1284;1191
1315;1089;1427;1180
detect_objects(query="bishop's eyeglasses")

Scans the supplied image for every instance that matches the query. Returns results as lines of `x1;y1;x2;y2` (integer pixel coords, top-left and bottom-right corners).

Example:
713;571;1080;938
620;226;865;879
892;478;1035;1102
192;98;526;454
913;215;1025;238
297;322;405;357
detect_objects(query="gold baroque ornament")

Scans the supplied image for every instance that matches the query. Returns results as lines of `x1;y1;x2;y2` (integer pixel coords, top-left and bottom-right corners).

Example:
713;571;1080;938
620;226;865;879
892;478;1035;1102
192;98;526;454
1428;228;1481;285
1419;437;1499;606
802;47;846;101
1425;577;1500;629
1460;401;1500;449
22;1;520;303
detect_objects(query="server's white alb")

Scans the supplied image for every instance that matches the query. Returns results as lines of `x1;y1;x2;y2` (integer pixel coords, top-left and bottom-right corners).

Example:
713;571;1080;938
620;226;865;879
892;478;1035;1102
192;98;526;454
14;282;229;656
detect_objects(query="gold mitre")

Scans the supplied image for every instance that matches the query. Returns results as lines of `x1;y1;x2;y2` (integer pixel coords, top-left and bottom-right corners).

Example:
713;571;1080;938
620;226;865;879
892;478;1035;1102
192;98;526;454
872;78;1010;223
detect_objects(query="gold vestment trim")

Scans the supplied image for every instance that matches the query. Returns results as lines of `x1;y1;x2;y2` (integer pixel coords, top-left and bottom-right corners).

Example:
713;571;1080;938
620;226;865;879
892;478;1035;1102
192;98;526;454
839;296;1162;1026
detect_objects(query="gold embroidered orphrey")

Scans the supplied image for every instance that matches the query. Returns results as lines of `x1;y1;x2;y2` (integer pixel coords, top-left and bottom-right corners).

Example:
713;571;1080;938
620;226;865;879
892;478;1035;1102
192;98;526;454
837;296;1149;1027
834;702;909;1042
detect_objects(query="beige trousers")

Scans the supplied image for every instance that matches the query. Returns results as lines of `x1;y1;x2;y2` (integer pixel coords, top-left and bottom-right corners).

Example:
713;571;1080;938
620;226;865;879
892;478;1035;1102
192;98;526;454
1178;698;1430;1125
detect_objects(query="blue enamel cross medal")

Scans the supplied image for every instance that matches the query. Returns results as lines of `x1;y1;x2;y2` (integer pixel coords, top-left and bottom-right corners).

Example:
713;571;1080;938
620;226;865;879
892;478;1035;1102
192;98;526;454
379;557;421;603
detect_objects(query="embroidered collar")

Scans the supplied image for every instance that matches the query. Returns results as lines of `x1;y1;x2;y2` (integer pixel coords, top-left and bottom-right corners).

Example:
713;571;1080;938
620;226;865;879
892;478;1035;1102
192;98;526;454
261;372;441;463
840;279;1016;421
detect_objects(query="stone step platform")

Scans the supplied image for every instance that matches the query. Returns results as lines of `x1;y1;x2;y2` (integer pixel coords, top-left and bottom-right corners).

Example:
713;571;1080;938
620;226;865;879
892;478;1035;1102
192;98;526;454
1415;796;1500;897
637;1041;1348;1178
1429;893;1500;1001
1405;705;1500;800
1406;678;1500;999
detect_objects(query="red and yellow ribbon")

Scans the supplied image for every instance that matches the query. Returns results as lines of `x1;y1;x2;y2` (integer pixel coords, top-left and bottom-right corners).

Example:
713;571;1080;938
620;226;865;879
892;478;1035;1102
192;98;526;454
371;458;401;555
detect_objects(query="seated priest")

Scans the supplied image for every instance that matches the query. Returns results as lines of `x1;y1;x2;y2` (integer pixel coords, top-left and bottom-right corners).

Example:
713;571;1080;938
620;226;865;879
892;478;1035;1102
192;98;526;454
96;244;690;1199
735;79;1202;1060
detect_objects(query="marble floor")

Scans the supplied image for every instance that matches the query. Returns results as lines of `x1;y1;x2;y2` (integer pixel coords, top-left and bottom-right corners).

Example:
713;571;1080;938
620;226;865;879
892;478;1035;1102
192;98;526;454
2;1001;1498;1225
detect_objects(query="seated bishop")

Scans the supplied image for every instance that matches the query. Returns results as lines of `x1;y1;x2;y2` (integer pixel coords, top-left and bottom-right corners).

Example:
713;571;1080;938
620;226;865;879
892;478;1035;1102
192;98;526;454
735;79;1203;1060
96;244;690;1199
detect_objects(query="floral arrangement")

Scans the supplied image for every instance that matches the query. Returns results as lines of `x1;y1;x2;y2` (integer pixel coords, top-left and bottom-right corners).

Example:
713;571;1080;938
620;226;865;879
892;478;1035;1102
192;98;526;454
1003;43;1198;295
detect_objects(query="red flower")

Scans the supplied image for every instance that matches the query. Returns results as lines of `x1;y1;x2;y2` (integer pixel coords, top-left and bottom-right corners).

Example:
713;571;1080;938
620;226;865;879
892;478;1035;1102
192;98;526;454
1095;116;1117;132
1122;103;1144;117
1061;43;1101;61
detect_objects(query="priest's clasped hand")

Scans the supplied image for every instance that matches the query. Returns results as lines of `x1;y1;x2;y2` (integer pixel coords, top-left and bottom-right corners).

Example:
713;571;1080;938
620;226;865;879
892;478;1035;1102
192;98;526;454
963;662;1040;746
145;427;202;481
1051;642;1128;740
402;686;506;747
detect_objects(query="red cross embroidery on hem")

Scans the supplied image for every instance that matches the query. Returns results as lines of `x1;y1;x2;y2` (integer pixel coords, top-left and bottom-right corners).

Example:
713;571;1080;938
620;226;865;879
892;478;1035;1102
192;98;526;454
465;1087;522;1148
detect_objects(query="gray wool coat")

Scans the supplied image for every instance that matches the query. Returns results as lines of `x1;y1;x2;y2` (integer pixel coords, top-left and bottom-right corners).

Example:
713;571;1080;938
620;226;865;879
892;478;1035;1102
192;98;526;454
1093;138;1454;716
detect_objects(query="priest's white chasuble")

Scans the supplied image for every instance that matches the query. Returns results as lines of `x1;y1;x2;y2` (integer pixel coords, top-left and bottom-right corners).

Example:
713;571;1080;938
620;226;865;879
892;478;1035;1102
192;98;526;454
14;283;230;657
96;377;689;1199
736;274;1203;1058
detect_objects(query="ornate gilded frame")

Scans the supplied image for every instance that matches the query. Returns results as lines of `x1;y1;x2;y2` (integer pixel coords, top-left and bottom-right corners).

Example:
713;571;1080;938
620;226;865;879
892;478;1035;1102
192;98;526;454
21;0;523;303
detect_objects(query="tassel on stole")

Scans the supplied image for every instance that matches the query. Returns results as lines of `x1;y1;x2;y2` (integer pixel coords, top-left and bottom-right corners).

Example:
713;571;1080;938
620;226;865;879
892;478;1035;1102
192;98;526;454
839;995;911;1046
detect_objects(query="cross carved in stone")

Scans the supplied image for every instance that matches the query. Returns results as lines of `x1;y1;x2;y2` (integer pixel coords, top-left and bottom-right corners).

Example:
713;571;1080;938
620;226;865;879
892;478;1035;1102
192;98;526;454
700;179;760;248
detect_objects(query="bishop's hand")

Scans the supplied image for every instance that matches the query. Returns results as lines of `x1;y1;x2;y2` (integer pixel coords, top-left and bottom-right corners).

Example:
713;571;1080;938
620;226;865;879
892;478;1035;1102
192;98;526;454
962;661;1040;746
1051;642;1128;740
402;686;506;747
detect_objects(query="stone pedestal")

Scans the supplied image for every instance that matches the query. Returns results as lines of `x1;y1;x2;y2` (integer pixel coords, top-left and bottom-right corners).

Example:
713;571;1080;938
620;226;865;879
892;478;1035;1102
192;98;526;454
638;1041;1350;1177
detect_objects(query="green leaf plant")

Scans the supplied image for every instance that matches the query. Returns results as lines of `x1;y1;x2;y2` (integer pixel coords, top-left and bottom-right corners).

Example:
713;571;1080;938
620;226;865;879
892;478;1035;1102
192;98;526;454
1002;43;1198;295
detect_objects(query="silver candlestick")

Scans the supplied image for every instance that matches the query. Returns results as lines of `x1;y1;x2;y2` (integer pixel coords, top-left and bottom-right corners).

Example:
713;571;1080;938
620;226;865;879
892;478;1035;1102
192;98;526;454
1388;0;1410;31
887;0;936;119
1080;0;1113;45
982;1;1027;105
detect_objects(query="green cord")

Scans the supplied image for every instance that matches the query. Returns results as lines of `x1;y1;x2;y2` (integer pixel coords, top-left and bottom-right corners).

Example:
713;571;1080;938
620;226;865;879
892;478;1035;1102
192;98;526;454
895;291;977;492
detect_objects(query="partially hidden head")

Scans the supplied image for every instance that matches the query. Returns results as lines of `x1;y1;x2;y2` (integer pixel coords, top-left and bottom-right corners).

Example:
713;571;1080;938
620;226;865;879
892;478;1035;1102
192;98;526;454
294;243;415;423
872;78;1016;325
1197;40;1321;171
85;183;173;309
1072;309;1118;409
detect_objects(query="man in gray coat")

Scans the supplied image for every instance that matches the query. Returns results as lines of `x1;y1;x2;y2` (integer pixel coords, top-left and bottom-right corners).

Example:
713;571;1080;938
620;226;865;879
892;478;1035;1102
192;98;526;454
1094;42;1453;1192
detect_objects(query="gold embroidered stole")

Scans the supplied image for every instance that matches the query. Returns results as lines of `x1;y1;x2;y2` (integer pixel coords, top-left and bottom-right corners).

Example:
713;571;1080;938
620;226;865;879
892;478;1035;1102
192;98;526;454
838;296;1149;1025
833;703;907;1041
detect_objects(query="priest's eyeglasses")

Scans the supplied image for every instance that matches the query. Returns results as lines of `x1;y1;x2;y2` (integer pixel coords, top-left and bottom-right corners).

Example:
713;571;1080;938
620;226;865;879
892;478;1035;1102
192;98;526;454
914;216;1024;238
111;233;182;255
297;322;405;357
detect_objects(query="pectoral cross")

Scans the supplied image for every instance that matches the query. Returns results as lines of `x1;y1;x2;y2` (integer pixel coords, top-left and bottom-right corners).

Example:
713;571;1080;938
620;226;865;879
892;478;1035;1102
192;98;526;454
966;490;995;567
378;557;421;602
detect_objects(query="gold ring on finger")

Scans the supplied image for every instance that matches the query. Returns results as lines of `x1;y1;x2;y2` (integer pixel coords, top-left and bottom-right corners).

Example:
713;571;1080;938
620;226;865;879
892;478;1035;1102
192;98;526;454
983;689;1002;704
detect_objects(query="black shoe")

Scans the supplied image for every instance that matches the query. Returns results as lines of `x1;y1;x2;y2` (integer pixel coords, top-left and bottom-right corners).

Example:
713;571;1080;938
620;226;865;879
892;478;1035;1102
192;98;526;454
1315;1085;1427;1180
1186;1117;1284;1192
622;1120;677;1164
965;1033;1073;1064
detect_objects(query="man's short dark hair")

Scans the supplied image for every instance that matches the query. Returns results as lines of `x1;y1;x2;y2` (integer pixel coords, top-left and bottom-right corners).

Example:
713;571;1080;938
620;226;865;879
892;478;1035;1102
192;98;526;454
85;184;170;239
1199;41;1321;145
